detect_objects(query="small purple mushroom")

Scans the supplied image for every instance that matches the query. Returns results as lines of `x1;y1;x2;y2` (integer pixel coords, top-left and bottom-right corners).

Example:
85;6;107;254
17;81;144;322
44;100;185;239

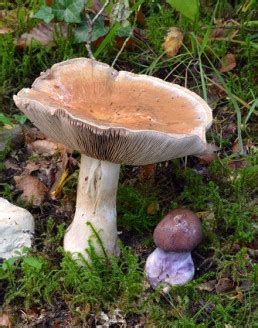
145;208;202;292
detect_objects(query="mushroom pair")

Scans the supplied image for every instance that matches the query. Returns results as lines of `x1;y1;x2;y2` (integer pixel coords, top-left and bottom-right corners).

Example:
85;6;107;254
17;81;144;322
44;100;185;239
14;58;212;261
145;209;202;292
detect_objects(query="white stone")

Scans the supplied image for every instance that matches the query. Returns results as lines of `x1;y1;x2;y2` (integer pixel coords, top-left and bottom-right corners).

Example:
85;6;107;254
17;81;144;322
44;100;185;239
0;198;34;259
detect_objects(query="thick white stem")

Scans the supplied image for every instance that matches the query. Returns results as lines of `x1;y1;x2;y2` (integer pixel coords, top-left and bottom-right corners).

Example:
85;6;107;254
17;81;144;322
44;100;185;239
64;154;120;260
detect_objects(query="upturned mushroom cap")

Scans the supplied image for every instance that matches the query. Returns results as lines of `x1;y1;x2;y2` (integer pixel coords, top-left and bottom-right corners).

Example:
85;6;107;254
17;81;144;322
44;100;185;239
13;58;212;165
153;208;202;252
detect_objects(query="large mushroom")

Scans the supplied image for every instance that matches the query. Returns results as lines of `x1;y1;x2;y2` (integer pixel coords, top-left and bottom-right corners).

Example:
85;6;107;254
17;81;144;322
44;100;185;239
13;58;212;260
145;209;202;292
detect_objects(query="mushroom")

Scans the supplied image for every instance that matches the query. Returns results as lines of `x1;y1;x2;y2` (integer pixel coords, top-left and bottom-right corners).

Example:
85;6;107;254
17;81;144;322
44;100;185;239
13;58;212;261
145;208;202;292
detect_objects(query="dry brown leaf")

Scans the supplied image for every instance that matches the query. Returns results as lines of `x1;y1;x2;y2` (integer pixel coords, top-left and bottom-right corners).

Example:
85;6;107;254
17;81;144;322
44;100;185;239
24;127;46;144
27;139;67;156
224;325;234;328
4;159;21;171
162;27;183;58
138;164;156;182
215;277;234;294
197;279;216;292
228;158;248;170
17;22;67;47
56;194;75;218
230;287;244;303
147;202;159;215
0;27;11;34
232;138;254;155
0;312;12;328
85;303;91;315
219;53;236;73
247;248;258;259
195;143;219;164
15;175;48;206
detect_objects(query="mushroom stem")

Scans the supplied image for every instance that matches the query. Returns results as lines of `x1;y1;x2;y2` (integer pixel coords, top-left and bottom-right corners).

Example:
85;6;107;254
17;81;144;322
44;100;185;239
145;248;195;293
64;154;120;260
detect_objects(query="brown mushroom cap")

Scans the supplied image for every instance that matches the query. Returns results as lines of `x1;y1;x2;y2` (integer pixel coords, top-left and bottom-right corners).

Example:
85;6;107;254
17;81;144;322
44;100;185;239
13;58;212;165
153;208;202;252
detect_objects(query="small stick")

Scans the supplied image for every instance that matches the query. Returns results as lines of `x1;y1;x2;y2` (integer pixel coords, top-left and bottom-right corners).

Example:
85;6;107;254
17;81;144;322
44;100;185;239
85;0;110;59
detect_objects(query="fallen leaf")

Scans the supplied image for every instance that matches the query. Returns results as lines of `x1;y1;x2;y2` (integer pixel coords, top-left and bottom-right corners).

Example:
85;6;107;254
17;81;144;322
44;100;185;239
197;279;216;292
85;303;91;315
17;22;67;47
27;139;67;156
138;164;156;182
24;127;46;144
215;277;234;294
232;138;254;155
162;27;183;58
0;124;24;152
96;308;126;326
0;27;11;34
224;324;234;328
232;140;240;153
0;312;11;327
4;159;21;171
219;53;236;73
247;248;258;259
0;8;28;31
56;194;75;217
210;18;239;40
228;158;248;170
15;175;48;206
239;279;253;292
147;201;159;215
50;168;69;199
230;287;244;303
195;143;219;164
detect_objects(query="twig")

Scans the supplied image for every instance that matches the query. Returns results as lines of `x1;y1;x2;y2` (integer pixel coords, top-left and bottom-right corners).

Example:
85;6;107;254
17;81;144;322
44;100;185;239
111;28;133;67
85;0;110;59
92;0;110;25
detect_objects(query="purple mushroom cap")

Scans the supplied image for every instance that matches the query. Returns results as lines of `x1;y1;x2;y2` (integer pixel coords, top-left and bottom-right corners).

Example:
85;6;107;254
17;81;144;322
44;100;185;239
153;208;202;252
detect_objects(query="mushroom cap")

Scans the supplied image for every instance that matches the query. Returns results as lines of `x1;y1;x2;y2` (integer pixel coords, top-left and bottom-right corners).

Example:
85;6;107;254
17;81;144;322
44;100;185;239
13;58;212;165
153;209;202;252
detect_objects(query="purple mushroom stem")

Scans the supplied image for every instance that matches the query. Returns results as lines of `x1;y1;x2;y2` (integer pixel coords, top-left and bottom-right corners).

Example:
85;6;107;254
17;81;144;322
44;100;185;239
145;248;194;293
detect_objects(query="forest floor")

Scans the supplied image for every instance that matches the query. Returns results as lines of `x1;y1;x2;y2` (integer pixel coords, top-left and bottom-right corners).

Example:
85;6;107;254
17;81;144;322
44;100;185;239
0;1;257;327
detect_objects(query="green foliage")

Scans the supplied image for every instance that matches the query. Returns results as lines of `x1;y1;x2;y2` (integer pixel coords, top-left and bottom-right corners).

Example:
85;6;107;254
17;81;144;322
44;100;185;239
0;253;59;307
34;6;54;23
0;113;12;126
34;0;85;24
117;185;159;232
74;17;109;43
0;240;143;313
52;0;85;23
166;0;199;21
34;0;85;23
179;158;257;243
12;113;27;125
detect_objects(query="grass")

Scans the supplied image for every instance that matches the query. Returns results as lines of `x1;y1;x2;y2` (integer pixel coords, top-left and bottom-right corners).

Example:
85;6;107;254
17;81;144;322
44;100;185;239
0;0;257;326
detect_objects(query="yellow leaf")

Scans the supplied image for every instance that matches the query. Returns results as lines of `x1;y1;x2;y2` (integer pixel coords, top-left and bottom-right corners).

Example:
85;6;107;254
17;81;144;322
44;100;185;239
162;27;183;58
